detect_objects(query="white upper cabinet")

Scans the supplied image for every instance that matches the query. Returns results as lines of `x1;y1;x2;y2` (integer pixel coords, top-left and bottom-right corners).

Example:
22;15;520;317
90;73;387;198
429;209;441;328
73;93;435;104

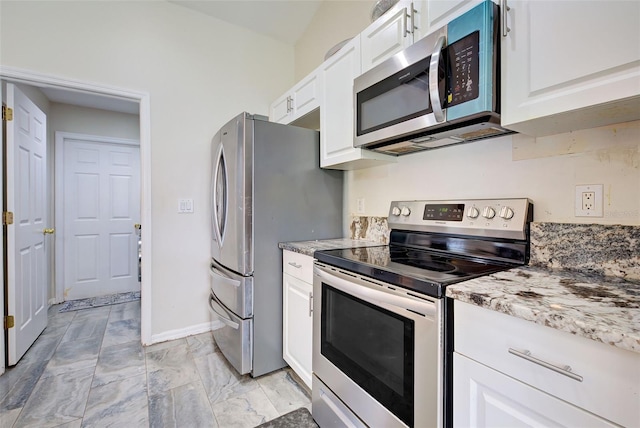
320;37;394;169
270;68;321;126
501;0;640;136
361;1;490;74
420;0;483;32
361;1;417;73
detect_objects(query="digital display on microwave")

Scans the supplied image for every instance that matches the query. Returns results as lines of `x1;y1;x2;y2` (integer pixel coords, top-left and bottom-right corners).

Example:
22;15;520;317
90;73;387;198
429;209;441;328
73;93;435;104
447;31;480;107
423;204;465;221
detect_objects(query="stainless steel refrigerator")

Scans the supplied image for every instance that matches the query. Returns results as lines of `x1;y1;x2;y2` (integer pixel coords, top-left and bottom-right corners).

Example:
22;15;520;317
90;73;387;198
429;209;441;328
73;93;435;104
209;112;343;377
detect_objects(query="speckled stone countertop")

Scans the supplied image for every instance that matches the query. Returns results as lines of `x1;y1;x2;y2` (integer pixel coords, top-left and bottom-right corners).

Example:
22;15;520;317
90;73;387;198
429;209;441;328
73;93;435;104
278;239;383;257
447;222;640;354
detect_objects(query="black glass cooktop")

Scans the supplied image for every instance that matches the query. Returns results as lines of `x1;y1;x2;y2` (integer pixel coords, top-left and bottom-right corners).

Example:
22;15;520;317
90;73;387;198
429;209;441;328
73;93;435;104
314;245;512;298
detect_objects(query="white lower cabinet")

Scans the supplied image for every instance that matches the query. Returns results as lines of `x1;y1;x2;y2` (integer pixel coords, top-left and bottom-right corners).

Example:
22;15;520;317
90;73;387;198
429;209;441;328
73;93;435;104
282;250;314;388
453;300;640;427
454;353;617;427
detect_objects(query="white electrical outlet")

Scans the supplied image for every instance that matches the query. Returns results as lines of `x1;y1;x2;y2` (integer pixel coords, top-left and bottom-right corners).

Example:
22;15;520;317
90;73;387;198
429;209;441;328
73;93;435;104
575;185;603;217
356;198;365;214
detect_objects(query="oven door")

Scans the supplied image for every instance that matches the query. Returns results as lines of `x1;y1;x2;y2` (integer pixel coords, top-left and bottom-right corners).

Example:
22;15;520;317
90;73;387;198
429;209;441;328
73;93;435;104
313;263;443;428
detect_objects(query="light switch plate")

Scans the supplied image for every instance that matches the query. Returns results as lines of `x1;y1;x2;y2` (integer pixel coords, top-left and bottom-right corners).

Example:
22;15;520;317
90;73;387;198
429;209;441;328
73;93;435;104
178;198;194;213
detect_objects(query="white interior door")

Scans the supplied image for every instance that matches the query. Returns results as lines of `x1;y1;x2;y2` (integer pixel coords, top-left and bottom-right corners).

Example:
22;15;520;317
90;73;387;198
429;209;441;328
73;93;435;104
61;137;140;301
6;83;48;366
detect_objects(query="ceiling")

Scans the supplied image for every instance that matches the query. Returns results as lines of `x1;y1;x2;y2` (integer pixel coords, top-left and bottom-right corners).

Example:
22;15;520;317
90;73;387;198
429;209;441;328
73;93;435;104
31;1;324;115
39;87;140;115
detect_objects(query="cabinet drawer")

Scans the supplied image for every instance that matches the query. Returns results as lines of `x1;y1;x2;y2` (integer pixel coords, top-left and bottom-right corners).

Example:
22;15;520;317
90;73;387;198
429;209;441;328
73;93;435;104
454;300;640;427
283;250;314;283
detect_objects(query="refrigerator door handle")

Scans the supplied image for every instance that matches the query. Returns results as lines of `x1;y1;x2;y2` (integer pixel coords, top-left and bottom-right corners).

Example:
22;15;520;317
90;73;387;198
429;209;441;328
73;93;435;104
211;144;227;247
209;293;239;330
210;264;241;288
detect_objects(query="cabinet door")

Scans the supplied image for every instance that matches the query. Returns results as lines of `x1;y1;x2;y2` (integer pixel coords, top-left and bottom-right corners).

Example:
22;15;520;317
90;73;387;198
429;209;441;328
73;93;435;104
361;1;414;73
270;92;291;124
417;0;483;36
454;353;618;428
283;273;313;389
501;0;640;136
320;37;394;169
291;72;320;120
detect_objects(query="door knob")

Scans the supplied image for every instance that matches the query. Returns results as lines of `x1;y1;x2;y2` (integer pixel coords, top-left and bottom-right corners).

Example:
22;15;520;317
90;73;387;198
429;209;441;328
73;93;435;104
43;228;55;235
134;224;141;230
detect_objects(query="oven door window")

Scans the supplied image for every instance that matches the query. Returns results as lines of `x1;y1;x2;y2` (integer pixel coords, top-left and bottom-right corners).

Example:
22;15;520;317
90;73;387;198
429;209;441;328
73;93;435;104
356;57;432;137
321;284;414;427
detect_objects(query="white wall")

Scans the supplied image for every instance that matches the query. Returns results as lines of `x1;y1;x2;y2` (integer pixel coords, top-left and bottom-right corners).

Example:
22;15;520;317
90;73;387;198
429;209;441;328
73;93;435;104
50;103;140;141
0;1;295;338
295;0;374;80
346;121;640;225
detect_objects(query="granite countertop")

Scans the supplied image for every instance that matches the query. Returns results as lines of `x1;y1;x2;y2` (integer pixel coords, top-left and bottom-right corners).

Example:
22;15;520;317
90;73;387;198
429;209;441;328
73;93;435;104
279;238;383;257
446;266;640;354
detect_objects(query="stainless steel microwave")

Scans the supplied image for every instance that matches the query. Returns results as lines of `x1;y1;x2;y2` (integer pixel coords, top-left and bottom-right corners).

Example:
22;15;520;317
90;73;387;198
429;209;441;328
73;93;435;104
354;0;513;155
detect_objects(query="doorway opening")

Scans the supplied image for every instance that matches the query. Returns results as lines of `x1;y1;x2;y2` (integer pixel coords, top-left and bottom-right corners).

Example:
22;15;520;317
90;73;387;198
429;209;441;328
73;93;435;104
0;67;152;374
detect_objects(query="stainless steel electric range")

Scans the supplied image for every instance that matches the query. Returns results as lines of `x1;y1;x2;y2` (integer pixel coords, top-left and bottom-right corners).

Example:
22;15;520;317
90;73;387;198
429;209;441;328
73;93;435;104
311;198;533;428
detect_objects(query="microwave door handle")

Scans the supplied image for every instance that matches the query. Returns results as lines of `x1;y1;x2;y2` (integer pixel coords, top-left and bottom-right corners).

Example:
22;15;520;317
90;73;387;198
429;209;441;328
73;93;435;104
429;35;446;123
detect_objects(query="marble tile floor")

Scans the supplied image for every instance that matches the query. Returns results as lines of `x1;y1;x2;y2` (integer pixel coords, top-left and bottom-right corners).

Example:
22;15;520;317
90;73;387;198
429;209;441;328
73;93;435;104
0;301;311;428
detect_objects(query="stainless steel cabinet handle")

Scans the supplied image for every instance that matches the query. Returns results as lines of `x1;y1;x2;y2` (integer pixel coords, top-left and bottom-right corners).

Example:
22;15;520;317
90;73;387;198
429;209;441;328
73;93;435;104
410;4;416;35
308;292;313;317
501;0;511;37
429;35;446;123
288;262;302;269
402;7;408;37
508;348;583;382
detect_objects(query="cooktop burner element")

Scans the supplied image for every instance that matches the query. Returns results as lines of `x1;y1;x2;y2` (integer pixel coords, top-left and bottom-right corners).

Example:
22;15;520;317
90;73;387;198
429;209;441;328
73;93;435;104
315;198;533;298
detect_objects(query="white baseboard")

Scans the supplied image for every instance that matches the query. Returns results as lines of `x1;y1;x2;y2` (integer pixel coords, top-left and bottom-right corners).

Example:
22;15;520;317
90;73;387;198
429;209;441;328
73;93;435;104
149;320;224;345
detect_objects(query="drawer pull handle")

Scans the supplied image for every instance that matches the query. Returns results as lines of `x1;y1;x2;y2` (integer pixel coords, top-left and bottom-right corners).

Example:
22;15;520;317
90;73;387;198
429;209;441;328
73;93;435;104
508;348;583;382
288;262;302;269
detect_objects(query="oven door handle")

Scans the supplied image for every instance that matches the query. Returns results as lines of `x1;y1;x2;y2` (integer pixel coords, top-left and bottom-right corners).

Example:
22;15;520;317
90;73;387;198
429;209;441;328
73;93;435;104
315;267;435;317
209;293;240;330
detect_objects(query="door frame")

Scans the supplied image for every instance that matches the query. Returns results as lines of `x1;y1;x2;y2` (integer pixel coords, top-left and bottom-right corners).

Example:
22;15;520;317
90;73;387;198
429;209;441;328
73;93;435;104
0;65;153;346
54;132;140;303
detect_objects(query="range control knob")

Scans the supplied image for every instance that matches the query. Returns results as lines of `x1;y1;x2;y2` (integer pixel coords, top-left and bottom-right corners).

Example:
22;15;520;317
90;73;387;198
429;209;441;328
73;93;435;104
499;206;515;220
391;206;401;216
401;206;411;217
467;207;480;219
482;206;496;219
